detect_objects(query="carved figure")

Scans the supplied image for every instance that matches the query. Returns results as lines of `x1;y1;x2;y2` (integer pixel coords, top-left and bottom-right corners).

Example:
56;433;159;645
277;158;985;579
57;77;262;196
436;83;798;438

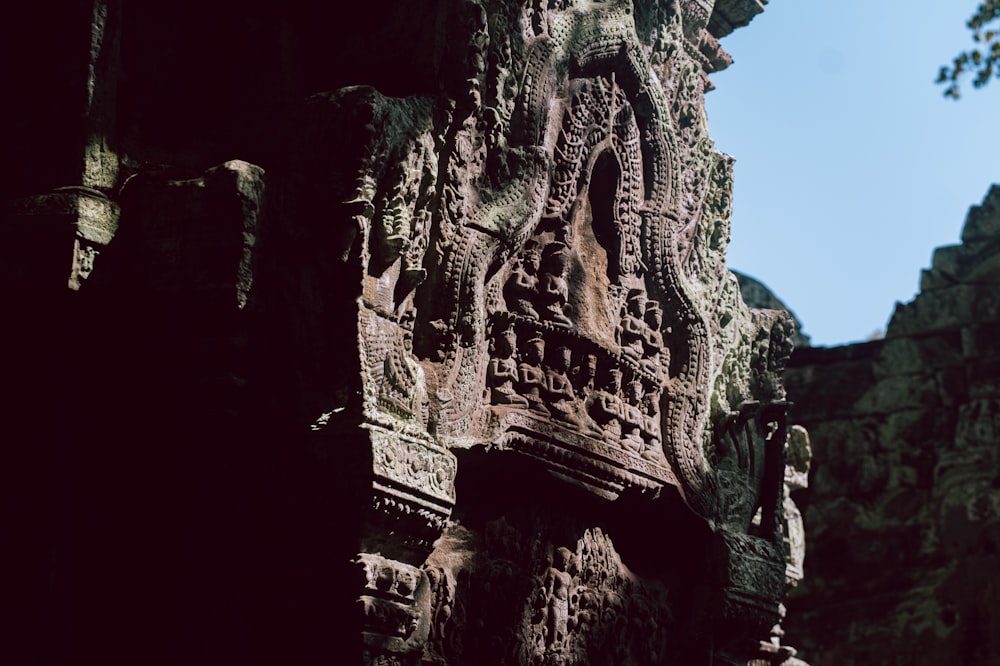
377;193;410;261
620;380;645;454
379;311;429;426
517;334;549;415
544;547;574;648
401;208;429;291
575;354;609;437
600;588;625;628
589;368;623;444
488;323;530;407
484;106;508;158
527;0;548;39
783;425;811;585
641;392;662;461
504;241;542;319
544;345;576;423
465;2;489;107
572;352;598;395
641;300;667;378
618;291;646;362
575;585;599;635
425;568;453;651
538;242;572;327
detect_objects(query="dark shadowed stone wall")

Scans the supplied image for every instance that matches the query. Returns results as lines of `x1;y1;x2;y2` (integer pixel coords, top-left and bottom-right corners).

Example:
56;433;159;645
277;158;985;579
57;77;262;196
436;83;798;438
782;184;1000;665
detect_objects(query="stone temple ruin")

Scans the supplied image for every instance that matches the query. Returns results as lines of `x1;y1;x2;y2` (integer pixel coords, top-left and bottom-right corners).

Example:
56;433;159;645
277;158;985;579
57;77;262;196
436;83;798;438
777;184;1000;665
3;1;816;664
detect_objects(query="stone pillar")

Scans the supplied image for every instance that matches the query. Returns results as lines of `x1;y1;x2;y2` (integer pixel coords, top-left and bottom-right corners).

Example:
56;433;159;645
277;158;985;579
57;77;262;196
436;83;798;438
1;0;121;291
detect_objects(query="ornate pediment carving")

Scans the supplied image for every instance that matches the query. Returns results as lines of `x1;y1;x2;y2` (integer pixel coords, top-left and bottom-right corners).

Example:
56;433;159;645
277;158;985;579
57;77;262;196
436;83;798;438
273;0;800;661
280;0;797;524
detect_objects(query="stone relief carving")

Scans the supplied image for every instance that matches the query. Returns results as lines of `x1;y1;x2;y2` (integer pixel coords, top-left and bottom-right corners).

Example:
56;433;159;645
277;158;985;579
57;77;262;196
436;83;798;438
783;425;811;587
3;0;804;664
424;524;674;666
271;0;803;662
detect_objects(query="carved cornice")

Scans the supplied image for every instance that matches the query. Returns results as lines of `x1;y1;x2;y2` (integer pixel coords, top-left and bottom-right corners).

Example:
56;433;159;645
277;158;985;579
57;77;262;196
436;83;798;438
708;0;769;38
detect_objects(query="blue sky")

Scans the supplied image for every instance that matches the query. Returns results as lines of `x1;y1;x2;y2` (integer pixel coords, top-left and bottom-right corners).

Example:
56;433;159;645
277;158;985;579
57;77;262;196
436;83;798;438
706;1;1000;346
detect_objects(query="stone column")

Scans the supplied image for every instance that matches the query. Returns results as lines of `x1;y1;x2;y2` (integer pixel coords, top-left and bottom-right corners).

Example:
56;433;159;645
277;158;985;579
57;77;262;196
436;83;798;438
2;0;121;291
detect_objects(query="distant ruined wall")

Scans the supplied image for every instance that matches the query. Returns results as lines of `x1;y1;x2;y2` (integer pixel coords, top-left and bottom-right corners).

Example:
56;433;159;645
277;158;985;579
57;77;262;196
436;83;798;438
1;2;814;665
783;185;1000;665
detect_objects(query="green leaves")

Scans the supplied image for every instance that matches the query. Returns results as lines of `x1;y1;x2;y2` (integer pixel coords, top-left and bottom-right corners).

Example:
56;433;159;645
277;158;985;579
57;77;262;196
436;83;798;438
939;0;1000;98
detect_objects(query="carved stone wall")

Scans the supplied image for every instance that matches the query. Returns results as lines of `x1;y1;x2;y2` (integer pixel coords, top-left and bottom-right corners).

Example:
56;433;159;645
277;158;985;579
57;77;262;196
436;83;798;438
2;2;803;665
783;184;1000;664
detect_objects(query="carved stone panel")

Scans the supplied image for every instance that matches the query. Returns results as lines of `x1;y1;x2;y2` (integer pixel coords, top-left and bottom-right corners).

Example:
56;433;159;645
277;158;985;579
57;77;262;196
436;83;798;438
0;1;808;664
